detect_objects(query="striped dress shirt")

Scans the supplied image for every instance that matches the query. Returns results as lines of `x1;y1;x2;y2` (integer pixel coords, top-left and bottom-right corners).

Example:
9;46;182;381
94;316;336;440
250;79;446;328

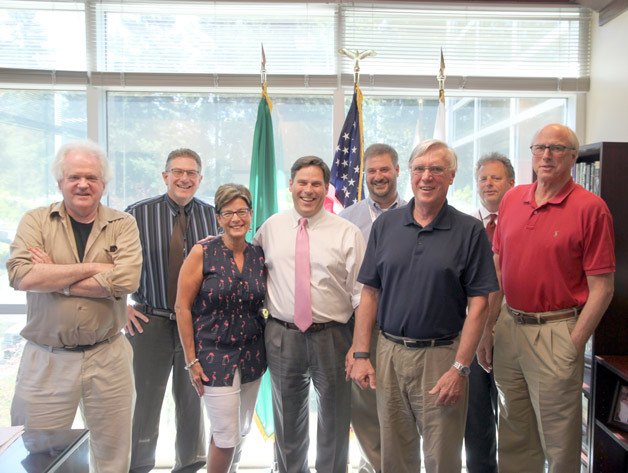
125;193;218;310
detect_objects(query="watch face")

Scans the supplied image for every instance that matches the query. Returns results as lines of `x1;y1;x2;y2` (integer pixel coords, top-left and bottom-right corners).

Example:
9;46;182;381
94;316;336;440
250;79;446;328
454;361;470;376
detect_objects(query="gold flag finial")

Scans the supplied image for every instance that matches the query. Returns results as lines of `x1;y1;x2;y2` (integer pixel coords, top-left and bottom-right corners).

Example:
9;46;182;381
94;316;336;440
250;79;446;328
338;48;377;85
437;48;446;103
260;43;267;86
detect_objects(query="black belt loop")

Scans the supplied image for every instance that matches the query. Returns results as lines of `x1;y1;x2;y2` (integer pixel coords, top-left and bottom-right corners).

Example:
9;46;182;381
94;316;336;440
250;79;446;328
134;303;176;321
381;331;458;349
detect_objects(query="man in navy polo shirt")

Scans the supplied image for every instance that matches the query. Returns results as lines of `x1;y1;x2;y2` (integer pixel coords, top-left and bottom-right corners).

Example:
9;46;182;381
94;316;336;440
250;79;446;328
347;139;498;473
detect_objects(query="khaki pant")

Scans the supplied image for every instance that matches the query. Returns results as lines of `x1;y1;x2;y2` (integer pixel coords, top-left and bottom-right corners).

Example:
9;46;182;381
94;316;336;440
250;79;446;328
493;305;584;473
376;332;467;473
11;334;135;473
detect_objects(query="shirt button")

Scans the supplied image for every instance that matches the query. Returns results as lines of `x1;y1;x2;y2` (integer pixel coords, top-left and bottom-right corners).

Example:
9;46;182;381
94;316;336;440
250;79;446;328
533;210;538;215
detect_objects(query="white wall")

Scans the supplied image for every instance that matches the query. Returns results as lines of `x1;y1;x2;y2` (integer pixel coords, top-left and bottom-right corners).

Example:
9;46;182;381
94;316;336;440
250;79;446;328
586;10;628;143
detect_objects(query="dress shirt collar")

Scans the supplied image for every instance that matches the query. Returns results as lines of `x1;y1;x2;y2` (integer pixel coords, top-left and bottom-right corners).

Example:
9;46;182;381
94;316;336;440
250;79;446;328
477;204;497;225
164;193;195;216
289;206;328;229
367;193;405;214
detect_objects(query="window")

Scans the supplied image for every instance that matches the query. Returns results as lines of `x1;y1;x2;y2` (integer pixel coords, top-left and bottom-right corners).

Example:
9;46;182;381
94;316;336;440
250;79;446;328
106;92;333;210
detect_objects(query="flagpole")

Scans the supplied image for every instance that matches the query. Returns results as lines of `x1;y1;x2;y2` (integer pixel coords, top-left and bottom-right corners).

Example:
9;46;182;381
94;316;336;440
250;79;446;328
338;49;373;200
433;48;447;142
329;49;375;209
250;43;277;441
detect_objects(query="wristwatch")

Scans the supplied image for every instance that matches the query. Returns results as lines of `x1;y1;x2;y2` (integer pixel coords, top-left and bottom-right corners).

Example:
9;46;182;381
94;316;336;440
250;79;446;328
63;285;71;297
452;360;471;377
353;351;370;359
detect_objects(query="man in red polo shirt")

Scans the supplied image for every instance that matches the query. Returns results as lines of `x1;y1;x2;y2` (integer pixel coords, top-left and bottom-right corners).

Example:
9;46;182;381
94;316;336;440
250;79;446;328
489;124;615;473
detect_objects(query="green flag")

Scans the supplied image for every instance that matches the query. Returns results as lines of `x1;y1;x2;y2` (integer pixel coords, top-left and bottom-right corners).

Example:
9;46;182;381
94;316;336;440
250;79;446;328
249;85;277;440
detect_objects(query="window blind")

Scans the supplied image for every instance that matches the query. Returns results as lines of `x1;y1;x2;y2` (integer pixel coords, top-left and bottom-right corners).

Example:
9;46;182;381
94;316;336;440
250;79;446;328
342;3;591;78
0;1;592;81
0;0;85;70
89;1;336;74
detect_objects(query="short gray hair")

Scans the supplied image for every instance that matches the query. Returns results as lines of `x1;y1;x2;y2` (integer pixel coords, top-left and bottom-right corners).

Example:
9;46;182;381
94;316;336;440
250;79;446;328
409;139;458;172
475;153;515;180
51;140;112;184
364;143;399;167
215;183;252;214
165;148;202;171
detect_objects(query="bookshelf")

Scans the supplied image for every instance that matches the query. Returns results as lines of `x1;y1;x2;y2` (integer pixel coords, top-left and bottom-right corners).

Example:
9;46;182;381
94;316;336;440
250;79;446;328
576;142;628;473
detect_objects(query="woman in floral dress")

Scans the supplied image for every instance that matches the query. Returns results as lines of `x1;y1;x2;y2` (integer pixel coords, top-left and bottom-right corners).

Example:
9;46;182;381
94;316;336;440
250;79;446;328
176;183;266;473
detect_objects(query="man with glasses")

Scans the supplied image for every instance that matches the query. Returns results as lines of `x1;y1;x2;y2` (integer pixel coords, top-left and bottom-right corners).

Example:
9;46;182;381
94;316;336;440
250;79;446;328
125;148;218;473
348;140;498;473
8;140;142;472
490;124;615;473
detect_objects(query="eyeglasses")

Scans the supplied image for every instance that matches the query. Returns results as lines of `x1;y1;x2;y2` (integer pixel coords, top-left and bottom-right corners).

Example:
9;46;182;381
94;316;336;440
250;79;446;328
168;168;201;178
219;208;251;219
411;165;448;176
530;144;575;157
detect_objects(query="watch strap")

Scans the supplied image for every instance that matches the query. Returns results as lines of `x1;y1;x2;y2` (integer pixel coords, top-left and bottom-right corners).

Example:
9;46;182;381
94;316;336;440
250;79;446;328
353;351;370;359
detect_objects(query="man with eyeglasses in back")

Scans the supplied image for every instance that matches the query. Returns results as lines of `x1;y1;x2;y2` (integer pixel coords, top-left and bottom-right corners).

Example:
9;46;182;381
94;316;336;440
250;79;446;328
347;140;498;473
125;149;218;473
488;124;615;473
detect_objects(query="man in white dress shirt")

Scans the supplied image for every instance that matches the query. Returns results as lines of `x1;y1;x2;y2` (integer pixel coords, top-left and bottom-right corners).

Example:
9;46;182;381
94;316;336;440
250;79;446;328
253;155;365;473
340;143;406;473
467;153;514;473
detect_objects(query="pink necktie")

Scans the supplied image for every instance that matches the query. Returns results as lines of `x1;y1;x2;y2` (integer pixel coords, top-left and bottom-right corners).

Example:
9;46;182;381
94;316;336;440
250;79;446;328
486;213;497;243
294;217;312;332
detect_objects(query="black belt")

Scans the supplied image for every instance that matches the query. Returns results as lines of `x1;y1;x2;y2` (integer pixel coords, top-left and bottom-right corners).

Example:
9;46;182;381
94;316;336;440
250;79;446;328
382;331;458;348
270;317;343;333
507;306;582;325
134;303;176;321
38;333;121;353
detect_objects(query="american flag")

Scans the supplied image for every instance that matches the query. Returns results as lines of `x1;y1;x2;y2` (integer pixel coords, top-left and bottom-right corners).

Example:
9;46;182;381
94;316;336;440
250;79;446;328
329;85;364;209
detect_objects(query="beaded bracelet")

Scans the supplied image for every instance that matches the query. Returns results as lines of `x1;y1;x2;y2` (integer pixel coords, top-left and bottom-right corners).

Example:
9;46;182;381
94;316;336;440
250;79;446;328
184;358;199;371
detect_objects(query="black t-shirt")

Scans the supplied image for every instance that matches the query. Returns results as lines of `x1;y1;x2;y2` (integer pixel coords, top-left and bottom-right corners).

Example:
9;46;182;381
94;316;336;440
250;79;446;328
70;216;94;262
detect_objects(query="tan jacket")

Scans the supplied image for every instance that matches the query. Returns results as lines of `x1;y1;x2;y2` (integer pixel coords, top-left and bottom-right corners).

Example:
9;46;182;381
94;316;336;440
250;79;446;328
7;202;142;347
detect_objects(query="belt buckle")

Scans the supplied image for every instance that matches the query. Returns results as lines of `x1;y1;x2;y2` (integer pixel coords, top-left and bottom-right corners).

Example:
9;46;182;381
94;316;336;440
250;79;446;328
402;338;413;348
168;312;176;321
512;311;525;324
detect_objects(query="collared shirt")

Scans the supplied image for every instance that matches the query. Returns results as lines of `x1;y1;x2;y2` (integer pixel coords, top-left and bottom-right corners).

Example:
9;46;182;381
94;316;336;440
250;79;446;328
125;193;218;310
7;202;142;347
339;194;407;242
359;199;499;339
494;179;615;312
472;204;498;229
253;207;365;324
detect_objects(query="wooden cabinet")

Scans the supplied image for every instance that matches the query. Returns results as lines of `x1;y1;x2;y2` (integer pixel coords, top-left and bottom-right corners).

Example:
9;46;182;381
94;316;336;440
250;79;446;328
576;142;628;473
